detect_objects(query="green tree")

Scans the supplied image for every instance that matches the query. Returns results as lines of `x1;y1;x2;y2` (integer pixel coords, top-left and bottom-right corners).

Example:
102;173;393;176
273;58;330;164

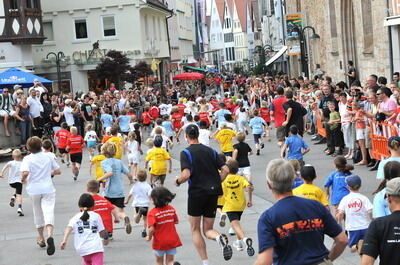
95;50;131;87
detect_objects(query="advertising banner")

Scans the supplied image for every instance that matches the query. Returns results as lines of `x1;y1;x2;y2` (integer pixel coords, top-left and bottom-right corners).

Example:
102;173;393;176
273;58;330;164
286;14;302;56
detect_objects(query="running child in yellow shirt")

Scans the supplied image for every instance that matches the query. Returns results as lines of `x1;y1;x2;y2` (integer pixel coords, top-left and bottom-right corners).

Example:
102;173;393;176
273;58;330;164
90;145;106;187
222;159;254;256
293;164;329;207
214;124;236;157
145;136;172;187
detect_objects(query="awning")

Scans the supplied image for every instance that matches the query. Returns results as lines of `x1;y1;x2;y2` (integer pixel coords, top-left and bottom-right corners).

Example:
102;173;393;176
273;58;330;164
265;46;288;66
173;72;205;80
0;68;52;85
183;65;208;73
384;16;400;26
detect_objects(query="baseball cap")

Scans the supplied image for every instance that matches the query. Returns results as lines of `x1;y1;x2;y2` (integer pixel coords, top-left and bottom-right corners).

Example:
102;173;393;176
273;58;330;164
386;177;400;196
13;84;22;90
388;136;400;146
345;175;362;188
300;164;316;180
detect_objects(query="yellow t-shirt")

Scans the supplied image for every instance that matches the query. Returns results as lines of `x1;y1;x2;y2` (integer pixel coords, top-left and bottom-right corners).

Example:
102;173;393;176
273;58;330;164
222;174;250;212
107;136;123;159
215;129;236;153
91;154;106;180
293;183;329;206
146;147;171;175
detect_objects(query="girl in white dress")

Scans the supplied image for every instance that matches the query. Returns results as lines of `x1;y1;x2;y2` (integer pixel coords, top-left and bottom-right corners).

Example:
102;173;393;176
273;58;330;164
126;131;141;178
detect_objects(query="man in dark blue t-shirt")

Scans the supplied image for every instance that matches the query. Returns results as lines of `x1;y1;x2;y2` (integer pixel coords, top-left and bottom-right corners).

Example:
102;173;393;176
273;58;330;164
254;159;348;265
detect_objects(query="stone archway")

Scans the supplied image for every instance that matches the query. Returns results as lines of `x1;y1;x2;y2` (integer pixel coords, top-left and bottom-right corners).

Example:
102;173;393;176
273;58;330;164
341;0;358;73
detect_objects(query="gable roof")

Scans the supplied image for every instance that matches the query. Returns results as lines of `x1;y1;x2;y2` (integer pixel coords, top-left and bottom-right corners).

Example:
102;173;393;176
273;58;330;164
234;0;248;31
215;0;225;23
226;0;235;17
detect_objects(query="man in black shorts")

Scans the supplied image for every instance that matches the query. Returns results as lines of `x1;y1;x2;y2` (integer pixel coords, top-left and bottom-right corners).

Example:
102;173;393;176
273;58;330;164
175;124;232;263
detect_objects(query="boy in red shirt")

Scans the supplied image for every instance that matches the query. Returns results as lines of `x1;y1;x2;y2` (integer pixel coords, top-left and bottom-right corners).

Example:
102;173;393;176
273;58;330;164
66;126;84;181
175;99;187;115
170;107;183;142
259;101;272;141
142;107;152;131
150;103;160;121
55;122;71;166
87;180;119;241
147;187;182;265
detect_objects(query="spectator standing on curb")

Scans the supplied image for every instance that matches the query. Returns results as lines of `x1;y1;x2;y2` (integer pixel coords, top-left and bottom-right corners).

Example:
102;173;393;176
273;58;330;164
254;159;347;265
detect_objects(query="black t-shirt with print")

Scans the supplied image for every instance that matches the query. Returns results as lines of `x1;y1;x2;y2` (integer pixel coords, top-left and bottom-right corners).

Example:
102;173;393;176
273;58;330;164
81;103;93;121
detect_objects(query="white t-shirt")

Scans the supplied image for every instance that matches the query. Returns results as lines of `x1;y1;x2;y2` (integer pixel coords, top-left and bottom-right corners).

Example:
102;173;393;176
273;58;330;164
199;129;211;146
43;151;57;161
129;181;152;207
27;96;43;118
20;152;60;195
67;211;105;257
126;140;140;156
84;130;97;142
6;160;21;184
63;106;75;126
235;109;248;120
338;192;373;231
159;104;172;115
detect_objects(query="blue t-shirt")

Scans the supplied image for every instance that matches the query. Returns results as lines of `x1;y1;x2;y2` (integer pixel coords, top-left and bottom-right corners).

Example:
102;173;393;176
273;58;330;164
118;115;131;132
249;116;266;135
162;121;174;137
292;176;304;189
214;109;231;123
285;135;309;160
324;170;350;205
100;114;113;129
372;188;391;218
377;157;400;179
101;158;129;198
257;196;342;265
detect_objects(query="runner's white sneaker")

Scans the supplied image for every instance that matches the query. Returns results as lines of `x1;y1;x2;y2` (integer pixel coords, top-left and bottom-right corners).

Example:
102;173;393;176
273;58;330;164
233;239;244;251
228;227;236;236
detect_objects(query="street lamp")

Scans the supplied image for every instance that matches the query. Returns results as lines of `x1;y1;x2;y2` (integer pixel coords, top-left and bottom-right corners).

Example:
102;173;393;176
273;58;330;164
46;51;65;91
287;26;320;78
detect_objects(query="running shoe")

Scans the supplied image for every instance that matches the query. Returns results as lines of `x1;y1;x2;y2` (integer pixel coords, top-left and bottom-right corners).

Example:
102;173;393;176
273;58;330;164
256;150;260;156
217;234;233;261
37;239;46;248
141;229;147;238
9;197;15;207
124;216;132;234
61;158;65;164
66;162;70;167
219;214;227;227
73;176;77;181
173;262;181;265
17;208;24;216
261;143;265;149
233;239;244;251
228;227;236;236
47;237;55;256
243;237;255;256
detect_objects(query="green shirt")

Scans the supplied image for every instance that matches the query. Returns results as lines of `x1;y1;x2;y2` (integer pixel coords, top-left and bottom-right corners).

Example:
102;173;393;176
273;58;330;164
329;111;340;130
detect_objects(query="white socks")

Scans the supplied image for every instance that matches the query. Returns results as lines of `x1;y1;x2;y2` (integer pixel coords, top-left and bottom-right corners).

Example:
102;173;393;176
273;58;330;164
202;260;209;265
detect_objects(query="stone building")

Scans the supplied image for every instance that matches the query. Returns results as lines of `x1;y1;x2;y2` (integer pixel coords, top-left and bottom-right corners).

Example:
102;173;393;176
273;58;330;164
285;0;391;84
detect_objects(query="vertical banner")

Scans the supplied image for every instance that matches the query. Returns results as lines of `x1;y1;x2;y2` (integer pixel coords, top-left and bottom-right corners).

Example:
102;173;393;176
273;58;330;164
286;13;302;56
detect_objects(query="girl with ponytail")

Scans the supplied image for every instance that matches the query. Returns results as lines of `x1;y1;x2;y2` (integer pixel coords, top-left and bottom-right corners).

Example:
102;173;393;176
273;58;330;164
60;193;108;265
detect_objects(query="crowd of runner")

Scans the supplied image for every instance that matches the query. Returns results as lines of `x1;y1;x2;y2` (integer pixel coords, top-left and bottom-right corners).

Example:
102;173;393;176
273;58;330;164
1;71;400;265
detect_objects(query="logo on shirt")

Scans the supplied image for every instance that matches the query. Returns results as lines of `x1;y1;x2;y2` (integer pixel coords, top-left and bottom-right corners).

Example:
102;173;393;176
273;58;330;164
347;199;363;212
276;218;325;238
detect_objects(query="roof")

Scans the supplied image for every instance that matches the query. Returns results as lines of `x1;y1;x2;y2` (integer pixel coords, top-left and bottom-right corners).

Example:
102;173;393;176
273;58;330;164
146;0;172;13
226;0;235;17
215;0;225;23
235;0;248;31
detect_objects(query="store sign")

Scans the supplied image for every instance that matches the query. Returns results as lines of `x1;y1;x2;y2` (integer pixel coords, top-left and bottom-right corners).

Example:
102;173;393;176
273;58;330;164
72;49;138;64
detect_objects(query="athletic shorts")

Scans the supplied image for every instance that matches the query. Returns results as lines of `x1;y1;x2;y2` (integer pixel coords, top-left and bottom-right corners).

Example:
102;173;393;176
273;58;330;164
87;141;97;148
152;174;166;185
276;126;286;141
253;134;262;144
70;152;83;164
226;211;243;222
105;197;125;208
188;195;218;218
238;166;251;176
223;152;233;157
348;229;367;247
9;182;23;195
135;207;149;216
356;129;366;140
58;148;68;154
153;248;177;257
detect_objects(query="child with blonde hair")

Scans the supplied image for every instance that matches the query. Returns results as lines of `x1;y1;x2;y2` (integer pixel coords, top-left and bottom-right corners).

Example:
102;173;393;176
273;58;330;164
0;149;24;216
84;123;99;160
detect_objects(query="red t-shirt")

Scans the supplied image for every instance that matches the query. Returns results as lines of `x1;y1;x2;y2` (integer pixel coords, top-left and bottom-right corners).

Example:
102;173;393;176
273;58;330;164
147;205;182;251
272;96;287;127
198;112;210;127
171;113;183;129
55;129;70;149
150;107;159;120
259;107;271;122
66;135;84;154
210;100;220;111
214;77;222;85
176;104;186;115
92;194;115;233
142;112;152;124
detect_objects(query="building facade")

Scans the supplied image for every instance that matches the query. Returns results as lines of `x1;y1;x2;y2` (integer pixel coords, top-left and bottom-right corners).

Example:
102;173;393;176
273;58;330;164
32;0;171;93
285;0;391;83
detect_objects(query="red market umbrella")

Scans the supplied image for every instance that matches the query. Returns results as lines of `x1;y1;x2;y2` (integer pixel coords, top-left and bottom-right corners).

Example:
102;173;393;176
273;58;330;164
172;72;205;80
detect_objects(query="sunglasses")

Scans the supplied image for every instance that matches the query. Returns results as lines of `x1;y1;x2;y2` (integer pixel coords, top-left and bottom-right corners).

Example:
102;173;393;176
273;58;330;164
376;93;382;95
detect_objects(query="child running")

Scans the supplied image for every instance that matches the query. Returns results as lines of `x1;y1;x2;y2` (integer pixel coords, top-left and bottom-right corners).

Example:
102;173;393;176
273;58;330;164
289;159;304;189
87;180;119;241
214;124;236;157
106;125;124;160
145;136;172;187
293;164;329;207
281;125;310;166
0;149;24;216
84;123;99;160
66;126;84;181
60;193;108;265
90;145;106;186
222;160;254;256
126;131;141;178
147;187;182;265
324;156;353;213
337;175;372;253
54;122;70;166
125;169;152;238
232;132;253;182
249;109;266;156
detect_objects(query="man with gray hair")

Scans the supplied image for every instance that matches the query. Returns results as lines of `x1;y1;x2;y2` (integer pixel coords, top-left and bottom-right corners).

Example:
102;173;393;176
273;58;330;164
254;159;347;265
